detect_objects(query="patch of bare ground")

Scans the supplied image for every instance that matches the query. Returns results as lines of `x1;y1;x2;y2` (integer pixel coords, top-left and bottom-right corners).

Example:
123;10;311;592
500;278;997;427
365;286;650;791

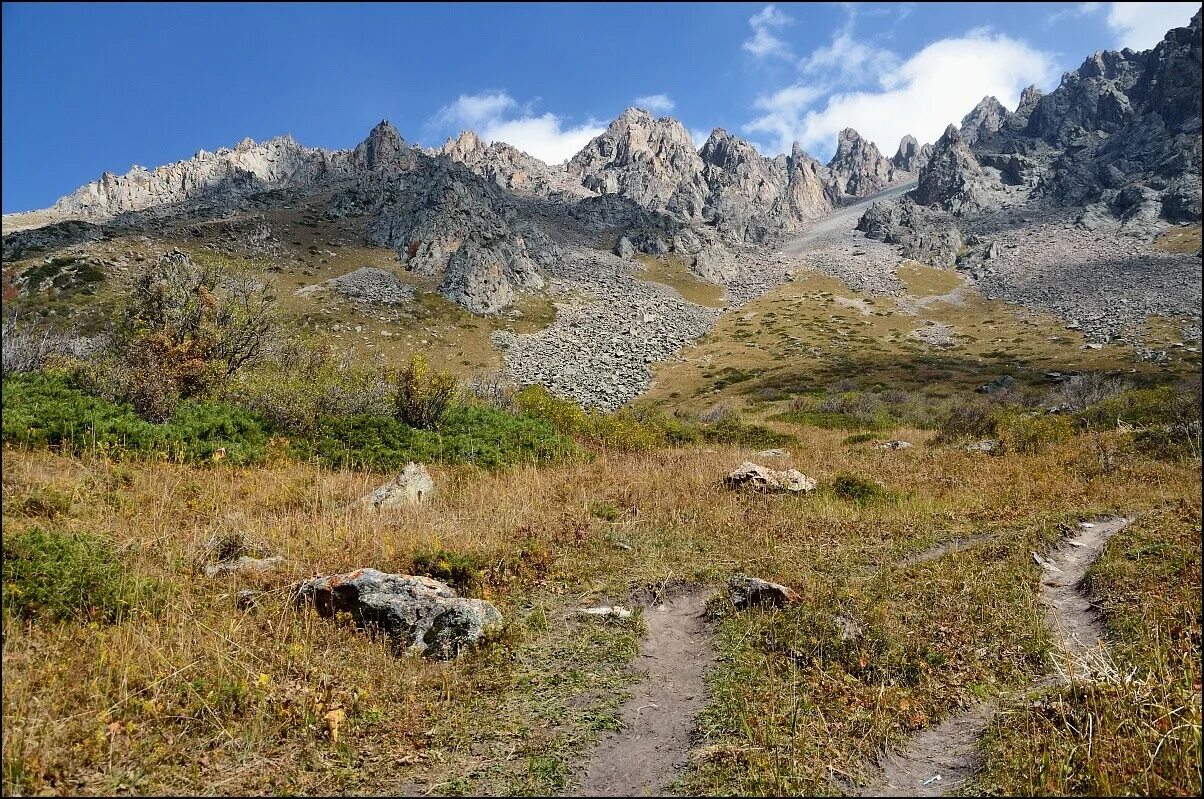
571;587;715;797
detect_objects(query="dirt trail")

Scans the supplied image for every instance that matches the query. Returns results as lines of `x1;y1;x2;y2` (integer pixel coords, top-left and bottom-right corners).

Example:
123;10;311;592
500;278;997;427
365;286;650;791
858;515;1133;797
1038;515;1134;680
571;589;714;797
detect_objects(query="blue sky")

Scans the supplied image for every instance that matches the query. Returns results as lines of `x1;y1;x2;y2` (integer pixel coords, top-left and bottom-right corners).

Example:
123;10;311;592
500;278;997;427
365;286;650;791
2;1;1198;213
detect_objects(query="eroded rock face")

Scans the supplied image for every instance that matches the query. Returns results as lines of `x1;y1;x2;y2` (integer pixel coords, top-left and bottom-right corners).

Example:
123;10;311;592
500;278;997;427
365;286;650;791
960;96;1010;145
296;569;502;658
892;135;932;173
568;108;705;212
827;128;896;197
914;125;999;214
725;462;817;493
437;130;587;197
857;197;965;268
1026;11;1202;222
728;575;802;609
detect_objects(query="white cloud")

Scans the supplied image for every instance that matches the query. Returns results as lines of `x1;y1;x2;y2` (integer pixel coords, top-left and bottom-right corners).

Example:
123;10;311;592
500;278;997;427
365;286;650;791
689;128;712;149
430;91;520;128
429;91;604;165
746;30;1055;160
1105;2;1197;50
800;8;901;85
743;4;794;60
1045;2;1102;28
633;94;676;114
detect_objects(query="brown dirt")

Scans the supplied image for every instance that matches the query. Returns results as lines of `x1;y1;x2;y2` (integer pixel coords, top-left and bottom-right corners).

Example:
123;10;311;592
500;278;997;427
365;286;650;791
1038;515;1135;680
858;515;1134;796
570;588;714;797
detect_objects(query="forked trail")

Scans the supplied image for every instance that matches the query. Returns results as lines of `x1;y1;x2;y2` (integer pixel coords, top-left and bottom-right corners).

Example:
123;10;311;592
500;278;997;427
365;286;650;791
858;515;1134;797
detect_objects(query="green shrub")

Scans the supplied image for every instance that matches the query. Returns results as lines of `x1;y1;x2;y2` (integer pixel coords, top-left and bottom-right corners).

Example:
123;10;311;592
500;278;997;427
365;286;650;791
19;487;72;519
2;373;273;464
843;432;877;445
935;401;998;442
997;412;1074;453
831;473;887;503
589;500;622;521
394;354;457;430
411;549;487;591
2;527;163;623
301;403;575;470
512;385;793;451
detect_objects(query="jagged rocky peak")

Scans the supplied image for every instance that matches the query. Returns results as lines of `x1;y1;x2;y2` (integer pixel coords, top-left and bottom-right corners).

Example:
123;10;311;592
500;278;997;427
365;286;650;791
1023;9;1201;221
913;124;995;214
46;134;323;220
566;107;704;209
891;134;932;173
827;128;895;196
351;119;410;170
960;96;1010;144
436;129;569;196
784;141;832;223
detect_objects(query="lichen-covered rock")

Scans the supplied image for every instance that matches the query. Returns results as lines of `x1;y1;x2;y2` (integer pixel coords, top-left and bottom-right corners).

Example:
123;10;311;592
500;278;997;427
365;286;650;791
296;568;502;658
362;463;436;508
203;555;285;578
725;462;816;493
728;575;802;609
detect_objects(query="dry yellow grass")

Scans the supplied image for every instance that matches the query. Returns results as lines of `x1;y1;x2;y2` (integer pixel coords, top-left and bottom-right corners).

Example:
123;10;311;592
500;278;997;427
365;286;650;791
1152;223;1202;254
637;266;1198;419
633;254;727;309
3;423;1200;794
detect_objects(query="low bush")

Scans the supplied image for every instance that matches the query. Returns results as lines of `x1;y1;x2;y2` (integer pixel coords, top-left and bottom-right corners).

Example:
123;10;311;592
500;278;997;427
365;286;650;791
2;527;163;623
996;412;1074;453
394;354;457;430
300;404;576;470
512;385;792;451
411;549;488;591
2;373;274;465
830;473;887;503
934;400;998;442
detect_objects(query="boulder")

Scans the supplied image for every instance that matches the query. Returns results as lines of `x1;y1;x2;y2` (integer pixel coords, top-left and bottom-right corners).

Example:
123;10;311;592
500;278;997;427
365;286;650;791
203;554;285;578
725;462;816;493
878;440;912;450
295;568;502;658
966;439;1002;453
728;575;802;609
976;375;1017;395
613;235;636;259
362;462;436;508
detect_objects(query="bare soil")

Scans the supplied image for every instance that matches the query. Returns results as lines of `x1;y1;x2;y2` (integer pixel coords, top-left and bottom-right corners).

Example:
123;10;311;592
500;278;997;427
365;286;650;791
570;588;715;797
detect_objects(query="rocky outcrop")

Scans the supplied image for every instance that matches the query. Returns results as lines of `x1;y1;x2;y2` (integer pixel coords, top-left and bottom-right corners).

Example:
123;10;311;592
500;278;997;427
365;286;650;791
857;197;966;268
728;575;802;609
892;135;932;173
724;462;816;493
914;125;1000;214
567;108;706;213
47;134;349;221
960;96;1010;144
437;130;587;197
827;128;896;197
1026;11;1202;222
296;569;503;658
360;463;436;508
